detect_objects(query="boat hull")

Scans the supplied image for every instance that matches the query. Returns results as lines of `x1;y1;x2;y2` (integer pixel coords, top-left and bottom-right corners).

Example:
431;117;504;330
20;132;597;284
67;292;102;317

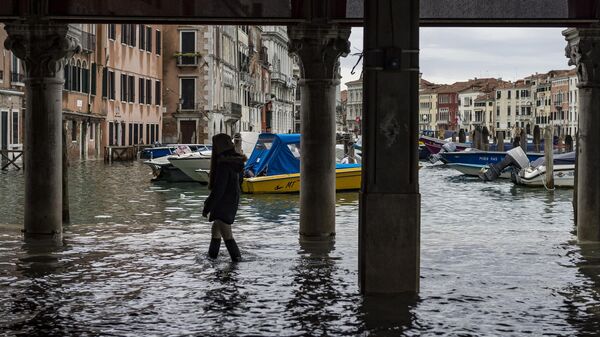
513;164;574;187
168;154;211;183
242;167;361;194
143;158;196;182
447;163;512;179
440;151;544;165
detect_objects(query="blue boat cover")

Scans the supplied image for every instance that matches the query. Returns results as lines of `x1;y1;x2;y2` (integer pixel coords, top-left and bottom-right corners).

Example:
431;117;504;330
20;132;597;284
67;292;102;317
530;151;575;168
244;133;360;176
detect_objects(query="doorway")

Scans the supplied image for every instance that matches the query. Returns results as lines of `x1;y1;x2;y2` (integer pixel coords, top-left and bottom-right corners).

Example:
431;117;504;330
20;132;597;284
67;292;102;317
1;111;7;149
180;120;197;144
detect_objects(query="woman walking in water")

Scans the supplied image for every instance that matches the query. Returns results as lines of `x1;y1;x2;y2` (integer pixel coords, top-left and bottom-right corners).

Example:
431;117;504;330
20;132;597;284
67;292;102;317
202;133;246;262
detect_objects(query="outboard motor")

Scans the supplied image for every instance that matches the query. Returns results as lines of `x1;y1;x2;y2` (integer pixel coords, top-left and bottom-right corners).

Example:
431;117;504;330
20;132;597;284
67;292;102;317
429;142;457;163
479;147;530;181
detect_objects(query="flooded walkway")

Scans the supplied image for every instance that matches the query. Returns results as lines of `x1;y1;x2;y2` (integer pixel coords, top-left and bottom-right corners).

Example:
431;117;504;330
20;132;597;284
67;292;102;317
1;161;599;335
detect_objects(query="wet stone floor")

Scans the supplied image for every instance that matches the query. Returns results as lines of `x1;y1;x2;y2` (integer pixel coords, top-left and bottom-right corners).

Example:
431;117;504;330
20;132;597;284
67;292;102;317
1;160;599;336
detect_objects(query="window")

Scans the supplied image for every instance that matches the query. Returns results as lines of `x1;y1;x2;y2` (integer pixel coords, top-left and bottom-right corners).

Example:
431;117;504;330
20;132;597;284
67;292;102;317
180;78;195;109
507;90;512;99
146;27;153;52
139;78;145;103
139;25;146;50
109;122;114;145
120;24;136;46
134;124;139;145
128;123;133;145
71;120;77;141
128;75;135;103
496;91;501;99
12;111;18;144
508;122;511;128
82;61;89;93
120;74;127;101
156;30;162;55
146;79;152;104
516;90;520;99
109;71;115;99
507;106;511;116
155;80;161;105
91;63;97;95
108;24;116;40
64;62;71;90
146;124;150;144
180;31;196;65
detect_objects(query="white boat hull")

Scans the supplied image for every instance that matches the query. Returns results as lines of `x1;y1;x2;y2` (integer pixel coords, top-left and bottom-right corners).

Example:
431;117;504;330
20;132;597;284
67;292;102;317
513;164;575;187
168;153;211;183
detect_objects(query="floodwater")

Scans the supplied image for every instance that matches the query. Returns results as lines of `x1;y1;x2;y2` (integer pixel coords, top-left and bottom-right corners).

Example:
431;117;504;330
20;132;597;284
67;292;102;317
1;160;599;336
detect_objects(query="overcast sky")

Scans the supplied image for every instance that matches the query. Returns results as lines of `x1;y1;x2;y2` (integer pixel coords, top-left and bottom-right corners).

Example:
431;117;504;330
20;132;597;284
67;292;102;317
340;27;571;89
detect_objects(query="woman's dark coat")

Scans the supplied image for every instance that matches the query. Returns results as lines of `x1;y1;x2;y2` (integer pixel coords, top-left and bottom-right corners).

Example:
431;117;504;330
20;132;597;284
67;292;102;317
202;153;245;225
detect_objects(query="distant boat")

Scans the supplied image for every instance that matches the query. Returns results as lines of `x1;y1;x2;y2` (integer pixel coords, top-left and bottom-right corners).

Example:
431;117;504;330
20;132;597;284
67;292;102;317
419;135;469;155
139;144;212;159
143;156;195;182
242;133;361;194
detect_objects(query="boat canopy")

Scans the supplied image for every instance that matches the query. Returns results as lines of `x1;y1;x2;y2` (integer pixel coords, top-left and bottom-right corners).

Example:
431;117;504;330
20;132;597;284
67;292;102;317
530;151;575;168
244;133;360;177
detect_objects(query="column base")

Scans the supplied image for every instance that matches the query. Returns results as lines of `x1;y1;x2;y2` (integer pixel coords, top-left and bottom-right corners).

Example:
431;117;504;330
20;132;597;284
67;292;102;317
359;192;420;294
299;232;336;243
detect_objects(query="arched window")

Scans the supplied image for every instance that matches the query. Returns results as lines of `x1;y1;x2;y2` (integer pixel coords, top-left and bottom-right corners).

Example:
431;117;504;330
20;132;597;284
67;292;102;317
76;60;82;92
64;61;71;90
82;61;89;93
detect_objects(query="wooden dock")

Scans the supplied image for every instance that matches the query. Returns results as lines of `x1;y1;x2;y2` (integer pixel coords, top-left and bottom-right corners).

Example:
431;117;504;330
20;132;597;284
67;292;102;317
104;146;135;163
1;150;23;170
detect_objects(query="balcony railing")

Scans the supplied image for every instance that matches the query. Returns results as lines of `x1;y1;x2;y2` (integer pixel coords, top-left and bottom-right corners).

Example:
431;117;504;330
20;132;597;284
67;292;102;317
10;72;24;83
176;54;199;67
178;102;203;112
81;31;96;53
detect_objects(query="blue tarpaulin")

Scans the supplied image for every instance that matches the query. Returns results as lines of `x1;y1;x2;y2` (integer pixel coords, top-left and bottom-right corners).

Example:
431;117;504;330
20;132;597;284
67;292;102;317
244;133;360;176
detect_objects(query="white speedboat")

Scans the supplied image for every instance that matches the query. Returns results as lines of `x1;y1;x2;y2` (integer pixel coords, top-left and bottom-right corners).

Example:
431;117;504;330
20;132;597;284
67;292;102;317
167;150;212;184
143;156;195;182
512;164;575;187
512;152;576;188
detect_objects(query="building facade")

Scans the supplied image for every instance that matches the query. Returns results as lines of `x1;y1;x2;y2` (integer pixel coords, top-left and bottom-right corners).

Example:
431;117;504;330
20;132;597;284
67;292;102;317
345;75;363;135
262;26;296;134
0;24;25;154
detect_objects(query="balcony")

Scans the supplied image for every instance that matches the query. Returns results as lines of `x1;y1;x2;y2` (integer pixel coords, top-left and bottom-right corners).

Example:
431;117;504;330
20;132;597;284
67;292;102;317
224;102;242;122
176;53;199;67
10;72;24;83
271;71;287;84
80;31;96;53
178;102;203;112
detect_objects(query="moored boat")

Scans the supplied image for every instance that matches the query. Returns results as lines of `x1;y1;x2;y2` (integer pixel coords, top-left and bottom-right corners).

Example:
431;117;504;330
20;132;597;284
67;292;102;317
143;156;196;182
242;133;361;194
512;152;575;188
440;150;544;166
140;144;212;159
168;150;212;184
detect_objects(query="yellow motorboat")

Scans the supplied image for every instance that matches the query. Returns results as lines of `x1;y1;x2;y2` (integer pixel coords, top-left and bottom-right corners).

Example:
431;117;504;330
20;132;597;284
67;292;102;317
242;166;361;194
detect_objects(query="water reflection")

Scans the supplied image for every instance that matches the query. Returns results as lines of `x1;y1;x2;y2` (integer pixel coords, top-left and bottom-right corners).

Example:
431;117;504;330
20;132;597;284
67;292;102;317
361;295;418;337
7;238;72;335
563;242;600;336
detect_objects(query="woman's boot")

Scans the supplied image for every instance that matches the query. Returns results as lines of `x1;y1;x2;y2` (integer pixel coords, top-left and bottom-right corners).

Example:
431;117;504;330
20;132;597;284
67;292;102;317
208;238;221;258
224;239;241;262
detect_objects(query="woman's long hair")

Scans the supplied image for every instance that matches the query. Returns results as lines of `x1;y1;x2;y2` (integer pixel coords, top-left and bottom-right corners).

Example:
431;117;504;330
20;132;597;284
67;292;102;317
208;133;234;190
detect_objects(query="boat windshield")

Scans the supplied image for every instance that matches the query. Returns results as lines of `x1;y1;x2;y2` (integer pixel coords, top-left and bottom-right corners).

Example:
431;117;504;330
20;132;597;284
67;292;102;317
255;139;273;151
288;143;301;159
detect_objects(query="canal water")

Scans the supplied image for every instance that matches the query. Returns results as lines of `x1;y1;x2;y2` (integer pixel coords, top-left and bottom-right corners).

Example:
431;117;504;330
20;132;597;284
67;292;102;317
1;161;599;336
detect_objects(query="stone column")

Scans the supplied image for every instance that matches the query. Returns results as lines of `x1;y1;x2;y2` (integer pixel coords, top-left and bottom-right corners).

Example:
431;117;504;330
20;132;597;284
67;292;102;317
288;25;351;242
565;27;600;242
360;0;420;294
4;21;80;239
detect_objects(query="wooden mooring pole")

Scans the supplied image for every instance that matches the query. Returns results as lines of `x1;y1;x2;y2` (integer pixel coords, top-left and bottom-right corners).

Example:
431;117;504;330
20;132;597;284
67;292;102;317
544;125;554;189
